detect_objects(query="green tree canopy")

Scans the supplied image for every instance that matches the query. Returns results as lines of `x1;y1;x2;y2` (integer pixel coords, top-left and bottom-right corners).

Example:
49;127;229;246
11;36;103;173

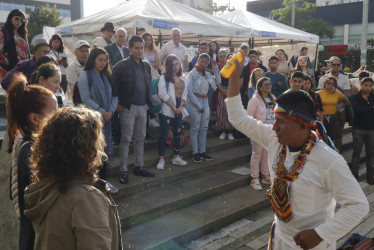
271;0;335;40
25;3;64;43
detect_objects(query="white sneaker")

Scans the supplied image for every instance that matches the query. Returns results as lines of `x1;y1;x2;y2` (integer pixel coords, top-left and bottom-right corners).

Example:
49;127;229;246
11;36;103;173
227;133;235;140
107;182;119;194
219;132;226;140
250;178;262;191
157;159;165;170
149;118;160;128
262;176;271;185
172;156;187;166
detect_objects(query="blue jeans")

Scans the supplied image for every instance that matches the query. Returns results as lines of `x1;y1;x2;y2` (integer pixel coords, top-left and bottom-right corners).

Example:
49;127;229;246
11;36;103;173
351;128;374;175
188;97;210;154
158;97;183;156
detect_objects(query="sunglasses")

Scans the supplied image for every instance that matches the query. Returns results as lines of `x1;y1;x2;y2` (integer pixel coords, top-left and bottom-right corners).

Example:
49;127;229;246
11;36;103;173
263;83;272;87
14;16;25;23
331;63;341;67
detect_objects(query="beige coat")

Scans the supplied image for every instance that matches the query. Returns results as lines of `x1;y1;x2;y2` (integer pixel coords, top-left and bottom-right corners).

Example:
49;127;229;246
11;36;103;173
24;177;122;250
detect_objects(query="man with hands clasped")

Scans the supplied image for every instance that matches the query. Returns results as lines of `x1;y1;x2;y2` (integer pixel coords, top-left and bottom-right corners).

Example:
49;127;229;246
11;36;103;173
225;51;369;250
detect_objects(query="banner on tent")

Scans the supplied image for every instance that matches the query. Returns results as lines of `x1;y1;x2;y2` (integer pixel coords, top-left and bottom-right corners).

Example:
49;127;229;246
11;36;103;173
261;31;276;38
153;19;179;30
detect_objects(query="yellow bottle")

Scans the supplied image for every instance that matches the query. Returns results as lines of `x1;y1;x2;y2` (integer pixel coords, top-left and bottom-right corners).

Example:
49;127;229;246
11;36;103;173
220;51;244;78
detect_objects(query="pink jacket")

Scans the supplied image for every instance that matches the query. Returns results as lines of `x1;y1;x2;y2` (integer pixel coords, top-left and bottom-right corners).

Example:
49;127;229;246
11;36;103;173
246;92;268;123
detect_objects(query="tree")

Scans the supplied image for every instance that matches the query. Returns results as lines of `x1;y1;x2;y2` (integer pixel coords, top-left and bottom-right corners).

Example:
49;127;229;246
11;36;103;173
25;3;64;43
272;0;335;40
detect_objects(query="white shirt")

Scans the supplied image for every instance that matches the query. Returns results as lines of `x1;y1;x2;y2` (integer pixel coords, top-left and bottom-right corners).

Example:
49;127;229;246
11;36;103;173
318;72;350;91
116;44;124;59
92;37;111;49
158;74;188;118
158;41;186;67
66;58;84;90
50;51;67;75
225;95;369;250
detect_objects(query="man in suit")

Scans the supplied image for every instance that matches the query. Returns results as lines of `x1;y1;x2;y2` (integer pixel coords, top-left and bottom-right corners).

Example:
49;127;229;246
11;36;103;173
105;28;130;145
105;28;130;69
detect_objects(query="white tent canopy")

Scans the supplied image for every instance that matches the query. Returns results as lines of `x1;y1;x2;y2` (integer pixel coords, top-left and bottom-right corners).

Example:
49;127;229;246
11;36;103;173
55;0;251;45
219;9;319;44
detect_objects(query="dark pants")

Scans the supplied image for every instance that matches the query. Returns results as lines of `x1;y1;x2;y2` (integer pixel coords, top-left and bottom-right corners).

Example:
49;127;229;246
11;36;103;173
324;114;338;142
19;214;34;250
111;111;121;145
335;110;346;152
158;98;183;156
351;128;374;176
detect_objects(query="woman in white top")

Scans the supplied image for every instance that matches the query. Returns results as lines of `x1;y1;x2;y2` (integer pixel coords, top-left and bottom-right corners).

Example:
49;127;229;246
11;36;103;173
49;34;68;93
157;54;188;170
142;32;159;79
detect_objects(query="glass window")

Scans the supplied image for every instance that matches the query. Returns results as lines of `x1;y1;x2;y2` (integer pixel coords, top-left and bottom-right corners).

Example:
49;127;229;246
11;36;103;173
3;3;14;11
14;4;25;11
57;9;71;17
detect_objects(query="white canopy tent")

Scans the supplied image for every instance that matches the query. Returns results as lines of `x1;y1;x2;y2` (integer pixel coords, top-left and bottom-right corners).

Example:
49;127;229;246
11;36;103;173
55;0;251;46
219;9;319;45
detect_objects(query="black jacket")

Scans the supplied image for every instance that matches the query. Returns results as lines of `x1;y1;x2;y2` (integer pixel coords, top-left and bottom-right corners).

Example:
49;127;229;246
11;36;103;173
111;55;152;109
350;92;374;130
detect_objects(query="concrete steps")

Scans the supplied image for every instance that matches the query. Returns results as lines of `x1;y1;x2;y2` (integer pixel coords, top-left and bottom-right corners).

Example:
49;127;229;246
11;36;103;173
108;126;362;249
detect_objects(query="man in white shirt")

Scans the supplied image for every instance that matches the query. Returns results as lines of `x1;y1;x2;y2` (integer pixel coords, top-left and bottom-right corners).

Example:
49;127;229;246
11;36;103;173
66;40;90;99
226;55;369;250
158;28;186;69
318;56;350;152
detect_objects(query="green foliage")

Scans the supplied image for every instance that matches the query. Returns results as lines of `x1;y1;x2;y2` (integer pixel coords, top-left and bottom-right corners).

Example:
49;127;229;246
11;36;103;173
25;3;63;43
271;0;335;40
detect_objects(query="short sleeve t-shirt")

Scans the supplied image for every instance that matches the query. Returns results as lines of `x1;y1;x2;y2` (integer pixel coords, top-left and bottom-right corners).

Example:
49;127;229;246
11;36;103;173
317;89;345;115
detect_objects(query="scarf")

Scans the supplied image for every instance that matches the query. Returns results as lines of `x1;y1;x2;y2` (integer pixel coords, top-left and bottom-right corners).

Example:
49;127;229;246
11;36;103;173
89;69;111;112
267;131;317;222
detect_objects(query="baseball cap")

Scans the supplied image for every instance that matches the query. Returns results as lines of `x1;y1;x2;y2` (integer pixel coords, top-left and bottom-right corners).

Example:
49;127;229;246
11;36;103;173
31;38;49;51
75;40;90;49
240;43;249;48
325;56;341;63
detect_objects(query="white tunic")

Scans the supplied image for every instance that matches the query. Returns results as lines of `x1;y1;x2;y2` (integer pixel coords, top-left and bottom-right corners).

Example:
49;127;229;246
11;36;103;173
225;94;369;250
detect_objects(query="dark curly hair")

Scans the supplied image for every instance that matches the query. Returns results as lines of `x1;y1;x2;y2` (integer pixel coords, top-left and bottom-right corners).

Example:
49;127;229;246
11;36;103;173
30;106;106;193
49;34;65;53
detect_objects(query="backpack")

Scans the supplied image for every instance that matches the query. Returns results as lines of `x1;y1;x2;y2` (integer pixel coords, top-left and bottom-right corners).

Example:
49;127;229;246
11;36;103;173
149;73;169;113
73;71;93;105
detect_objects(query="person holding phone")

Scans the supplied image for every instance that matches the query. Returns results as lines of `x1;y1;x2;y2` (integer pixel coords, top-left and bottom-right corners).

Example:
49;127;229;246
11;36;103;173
49;34;68;93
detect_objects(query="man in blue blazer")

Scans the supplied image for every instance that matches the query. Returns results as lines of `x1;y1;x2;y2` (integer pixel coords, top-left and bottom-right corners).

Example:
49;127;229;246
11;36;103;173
105;28;130;69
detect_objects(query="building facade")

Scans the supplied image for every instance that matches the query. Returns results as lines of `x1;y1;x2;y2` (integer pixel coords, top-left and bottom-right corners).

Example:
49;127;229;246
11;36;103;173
0;0;83;25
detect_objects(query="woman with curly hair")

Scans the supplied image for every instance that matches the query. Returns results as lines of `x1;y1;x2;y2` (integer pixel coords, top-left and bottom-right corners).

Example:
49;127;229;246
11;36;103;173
49;34;68;93
247;68;264;101
24;106;122;250
6;73;57;250
0;9;29;81
78;47;118;193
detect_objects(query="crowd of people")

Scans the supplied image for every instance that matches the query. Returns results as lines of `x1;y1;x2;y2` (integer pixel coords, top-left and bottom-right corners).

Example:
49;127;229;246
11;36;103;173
0;9;373;250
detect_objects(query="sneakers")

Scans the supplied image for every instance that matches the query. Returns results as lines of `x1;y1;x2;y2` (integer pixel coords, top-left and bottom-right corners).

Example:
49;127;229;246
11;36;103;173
219;132;226;140
107;181;119;193
251;178;263;190
119;172;129;184
262;176;271;185
193;153;202;163
172;156;187;166
227;133;235;140
149;118;160;128
133;166;155;177
157;159;165;170
200;152;213;161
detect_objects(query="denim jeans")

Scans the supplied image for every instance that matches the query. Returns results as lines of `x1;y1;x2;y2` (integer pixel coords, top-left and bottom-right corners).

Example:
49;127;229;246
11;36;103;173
187;97;210;154
324;114;338;142
158;97;183;156
351;128;374;175
119;104;147;173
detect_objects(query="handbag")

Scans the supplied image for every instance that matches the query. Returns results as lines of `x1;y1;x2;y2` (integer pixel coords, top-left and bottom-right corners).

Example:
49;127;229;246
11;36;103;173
338;233;374;250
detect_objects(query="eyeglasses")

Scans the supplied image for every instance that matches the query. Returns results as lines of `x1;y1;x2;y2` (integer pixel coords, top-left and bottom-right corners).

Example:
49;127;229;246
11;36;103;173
325;82;335;86
331;63;341;67
14;17;25;23
97;58;108;63
263;83;272;86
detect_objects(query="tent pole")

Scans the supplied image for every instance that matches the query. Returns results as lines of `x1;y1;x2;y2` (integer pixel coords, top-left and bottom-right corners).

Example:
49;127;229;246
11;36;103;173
314;43;319;71
159;29;162;49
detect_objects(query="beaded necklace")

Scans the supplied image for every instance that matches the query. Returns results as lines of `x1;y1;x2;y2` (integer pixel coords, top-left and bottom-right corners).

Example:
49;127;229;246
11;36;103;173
267;131;317;222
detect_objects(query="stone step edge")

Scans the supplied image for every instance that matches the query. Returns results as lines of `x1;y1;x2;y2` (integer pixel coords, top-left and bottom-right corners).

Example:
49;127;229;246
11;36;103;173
118;167;251;230
112;151;250;199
